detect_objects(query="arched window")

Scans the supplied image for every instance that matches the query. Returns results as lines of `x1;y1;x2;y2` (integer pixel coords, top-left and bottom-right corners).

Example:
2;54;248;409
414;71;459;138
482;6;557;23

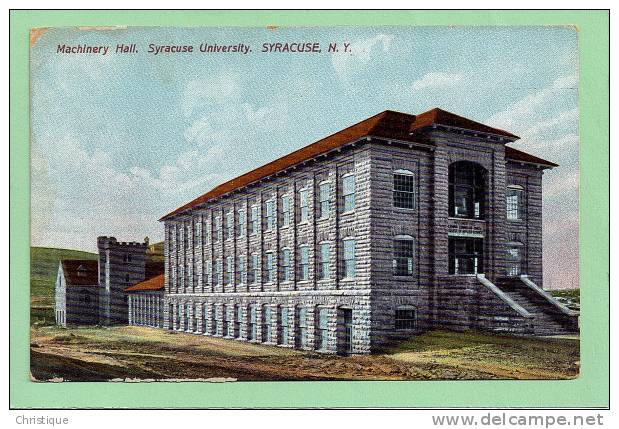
448;161;487;219
395;306;417;330
393;169;416;209
393;235;415;276
506;241;524;276
506;185;524;220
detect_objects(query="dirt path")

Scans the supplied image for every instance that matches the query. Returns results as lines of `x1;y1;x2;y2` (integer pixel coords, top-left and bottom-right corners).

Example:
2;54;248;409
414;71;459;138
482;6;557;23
30;326;579;382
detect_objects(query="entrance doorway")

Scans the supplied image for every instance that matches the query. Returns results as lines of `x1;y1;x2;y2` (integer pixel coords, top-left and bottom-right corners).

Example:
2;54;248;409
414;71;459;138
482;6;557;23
337;307;353;355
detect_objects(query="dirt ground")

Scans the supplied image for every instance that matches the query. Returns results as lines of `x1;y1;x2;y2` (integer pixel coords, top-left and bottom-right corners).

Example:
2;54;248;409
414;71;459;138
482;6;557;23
30;326;580;382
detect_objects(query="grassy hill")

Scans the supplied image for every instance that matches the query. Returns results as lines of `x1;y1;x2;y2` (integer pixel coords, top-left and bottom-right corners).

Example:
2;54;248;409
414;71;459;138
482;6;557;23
31;247;98;324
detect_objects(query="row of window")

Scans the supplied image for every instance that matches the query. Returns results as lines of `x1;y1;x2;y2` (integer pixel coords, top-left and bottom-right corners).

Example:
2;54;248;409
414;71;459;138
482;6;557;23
205;239;360;286
176;236;416;288
168;303;417;350
174;171;418;245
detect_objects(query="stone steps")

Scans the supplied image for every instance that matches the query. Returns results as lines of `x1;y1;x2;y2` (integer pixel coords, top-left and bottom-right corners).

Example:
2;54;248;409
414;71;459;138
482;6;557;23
500;288;578;336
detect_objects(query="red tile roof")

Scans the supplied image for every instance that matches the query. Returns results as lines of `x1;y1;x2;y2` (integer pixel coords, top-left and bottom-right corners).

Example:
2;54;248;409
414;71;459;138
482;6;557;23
410;108;519;139
505;146;559;167
161;108;554;220
61;260;99;287
124;273;164;292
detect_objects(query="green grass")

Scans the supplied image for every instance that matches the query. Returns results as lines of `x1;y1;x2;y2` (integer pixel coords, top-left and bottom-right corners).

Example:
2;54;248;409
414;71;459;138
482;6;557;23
550;289;580;301
30;247;98;324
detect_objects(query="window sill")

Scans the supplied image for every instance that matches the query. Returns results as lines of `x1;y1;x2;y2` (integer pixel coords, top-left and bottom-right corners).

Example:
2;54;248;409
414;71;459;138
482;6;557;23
317;216;331;222
507;218;524;222
393;275;416;280
448;273;485;277
340;277;356;282
448;217;486;222
341;210;356;216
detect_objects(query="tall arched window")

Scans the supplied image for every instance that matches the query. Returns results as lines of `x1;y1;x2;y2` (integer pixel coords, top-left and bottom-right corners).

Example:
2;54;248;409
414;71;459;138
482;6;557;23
506;185;524;220
393;235;415;276
448;161;487;219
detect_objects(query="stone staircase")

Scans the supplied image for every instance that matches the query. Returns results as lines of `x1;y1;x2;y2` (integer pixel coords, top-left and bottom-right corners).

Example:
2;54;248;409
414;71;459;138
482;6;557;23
495;277;579;336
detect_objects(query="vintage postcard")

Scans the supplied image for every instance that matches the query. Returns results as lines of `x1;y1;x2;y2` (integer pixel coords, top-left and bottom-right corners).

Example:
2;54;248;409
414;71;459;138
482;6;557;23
28;24;582;385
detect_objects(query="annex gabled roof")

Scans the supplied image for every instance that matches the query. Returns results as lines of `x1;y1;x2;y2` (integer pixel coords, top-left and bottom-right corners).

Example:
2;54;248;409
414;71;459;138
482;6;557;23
161;108;555;221
124;273;164;292
61;259;99;287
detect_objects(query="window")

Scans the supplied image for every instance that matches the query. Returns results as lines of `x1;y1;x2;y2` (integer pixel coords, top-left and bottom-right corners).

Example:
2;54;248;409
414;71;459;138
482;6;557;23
225;305;234;337
299;189;309;222
265;200;275;231
342;174;356;212
215;216;222;241
342;239;356;279
250;206;259;235
249;305;257;340
265;252;275;283
234;305;242;338
315;306;329;350
393;170;416;209
125;273;130;283
282;249;292;282
448;238;484;275
214;259;222;285
296;306;308;348
219;305;226;336
299;245;310;281
250;254;259;284
506;244;524;276
224;212;233;240
281;195;291;227
201;303;207;333
226;256;234;285
507;185;524;220
262;305;272;343
238;209;246;237
319;182;331;219
393;236;414;276
239;255;247;284
395;307;417;330
279;306;289;345
205;261;212;288
448;161;486;219
318;243;330;280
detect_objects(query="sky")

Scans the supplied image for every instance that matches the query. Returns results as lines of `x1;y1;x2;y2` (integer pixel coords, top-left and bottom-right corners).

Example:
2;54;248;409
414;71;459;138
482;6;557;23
30;26;579;289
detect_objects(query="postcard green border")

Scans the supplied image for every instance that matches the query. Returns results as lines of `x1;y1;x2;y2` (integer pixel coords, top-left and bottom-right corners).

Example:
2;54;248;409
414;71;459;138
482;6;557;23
10;10;609;409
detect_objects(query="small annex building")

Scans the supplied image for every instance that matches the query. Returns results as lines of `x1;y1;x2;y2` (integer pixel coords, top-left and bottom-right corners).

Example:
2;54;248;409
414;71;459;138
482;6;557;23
54;260;99;327
54;237;164;327
125;273;165;328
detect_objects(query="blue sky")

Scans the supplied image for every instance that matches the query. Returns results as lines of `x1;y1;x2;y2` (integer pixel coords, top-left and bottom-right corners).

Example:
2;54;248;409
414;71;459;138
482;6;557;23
30;26;579;289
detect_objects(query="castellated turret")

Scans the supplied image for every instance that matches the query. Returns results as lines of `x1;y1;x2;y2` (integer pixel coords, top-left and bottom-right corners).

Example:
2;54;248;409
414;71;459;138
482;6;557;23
97;236;148;325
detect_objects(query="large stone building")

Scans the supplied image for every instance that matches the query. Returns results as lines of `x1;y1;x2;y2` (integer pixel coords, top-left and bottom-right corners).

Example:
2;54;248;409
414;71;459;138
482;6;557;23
131;109;580;353
55;237;164;326
155;108;579;354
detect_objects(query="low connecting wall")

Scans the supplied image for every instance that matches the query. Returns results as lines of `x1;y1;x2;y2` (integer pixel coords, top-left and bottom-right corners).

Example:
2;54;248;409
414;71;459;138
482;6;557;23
435;275;534;334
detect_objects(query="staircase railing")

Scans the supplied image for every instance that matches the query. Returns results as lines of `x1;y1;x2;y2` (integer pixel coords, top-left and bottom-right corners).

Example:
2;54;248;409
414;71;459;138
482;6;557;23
519;275;579;317
476;274;533;318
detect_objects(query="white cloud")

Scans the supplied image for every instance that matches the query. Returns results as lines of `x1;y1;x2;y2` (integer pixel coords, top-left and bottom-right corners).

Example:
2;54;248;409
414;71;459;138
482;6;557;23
521;107;579;139
181;73;242;117
411;72;463;91
331;34;393;80
486;74;578;131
